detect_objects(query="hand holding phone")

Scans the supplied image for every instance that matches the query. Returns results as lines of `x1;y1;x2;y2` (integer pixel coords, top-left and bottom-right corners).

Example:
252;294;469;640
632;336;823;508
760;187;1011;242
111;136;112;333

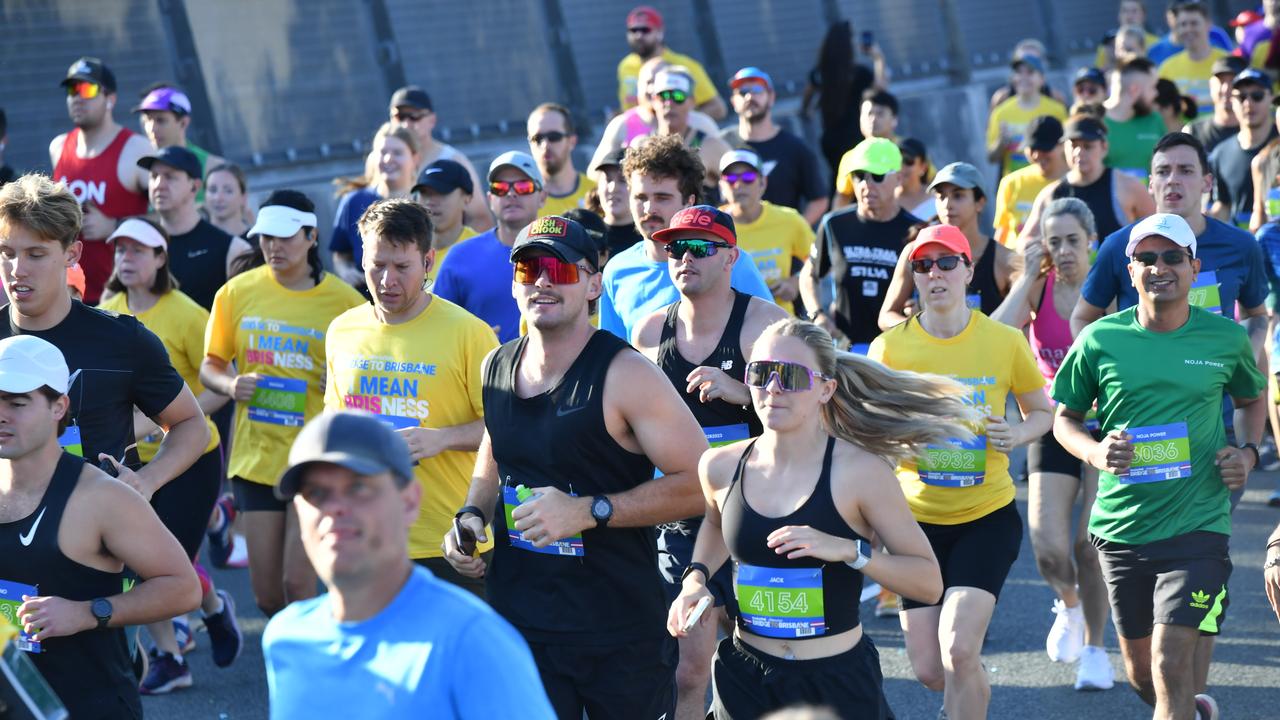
453;517;477;557
681;595;712;633
860;30;874;50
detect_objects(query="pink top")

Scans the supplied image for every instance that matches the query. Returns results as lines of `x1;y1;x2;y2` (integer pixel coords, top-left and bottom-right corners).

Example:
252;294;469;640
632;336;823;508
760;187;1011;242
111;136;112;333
623;109;653;146
1029;272;1074;382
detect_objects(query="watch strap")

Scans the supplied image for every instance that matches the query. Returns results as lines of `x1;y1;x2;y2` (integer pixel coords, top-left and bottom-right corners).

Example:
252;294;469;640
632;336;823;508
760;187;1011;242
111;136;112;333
681;561;712;585
455;505;487;525
591;494;613;528
1241;442;1261;467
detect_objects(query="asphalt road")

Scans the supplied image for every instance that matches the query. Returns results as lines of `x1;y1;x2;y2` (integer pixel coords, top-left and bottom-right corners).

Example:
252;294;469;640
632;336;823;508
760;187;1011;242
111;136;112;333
145;478;1280;720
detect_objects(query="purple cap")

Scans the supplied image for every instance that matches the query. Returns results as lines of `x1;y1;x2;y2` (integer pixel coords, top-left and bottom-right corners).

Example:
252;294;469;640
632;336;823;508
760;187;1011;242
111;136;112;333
132;87;192;115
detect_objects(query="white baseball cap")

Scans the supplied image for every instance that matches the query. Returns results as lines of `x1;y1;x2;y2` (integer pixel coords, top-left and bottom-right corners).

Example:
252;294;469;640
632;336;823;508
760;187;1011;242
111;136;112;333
719;149;762;174
106;218;167;250
247;205;318;240
652;69;692;95
1125;213;1197;258
0;336;69;395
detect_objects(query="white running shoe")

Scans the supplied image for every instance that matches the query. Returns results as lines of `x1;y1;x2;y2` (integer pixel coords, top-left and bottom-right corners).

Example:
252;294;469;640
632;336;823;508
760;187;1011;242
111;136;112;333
1195;693;1220;720
226;534;249;568
1046;599;1085;662
1074;645;1114;691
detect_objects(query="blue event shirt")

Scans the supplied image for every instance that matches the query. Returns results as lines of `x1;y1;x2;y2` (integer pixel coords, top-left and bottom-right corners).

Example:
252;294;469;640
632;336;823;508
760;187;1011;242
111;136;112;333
433;229;523;343
1256;221;1280;312
598;241;773;341
329;187;382;268
1147;27;1234;65
263;566;554;720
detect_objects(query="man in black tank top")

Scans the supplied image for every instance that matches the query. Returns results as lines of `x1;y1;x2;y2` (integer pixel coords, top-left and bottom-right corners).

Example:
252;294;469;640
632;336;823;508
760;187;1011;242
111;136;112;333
632;205;787;720
0;335;199;719
443;216;709;720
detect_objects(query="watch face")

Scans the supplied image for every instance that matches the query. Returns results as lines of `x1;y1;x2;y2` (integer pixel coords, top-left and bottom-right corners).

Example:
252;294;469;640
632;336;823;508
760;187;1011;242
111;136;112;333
593;498;610;519
91;598;111;619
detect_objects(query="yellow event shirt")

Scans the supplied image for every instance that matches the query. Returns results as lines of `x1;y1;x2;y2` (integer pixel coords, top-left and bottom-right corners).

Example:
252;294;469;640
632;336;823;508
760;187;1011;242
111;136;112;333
727;201;814;314
993;163;1053;247
541;174;598;218
98;290;219;461
1251;39;1273;69
617;48;717;110
428;226;477;287
205;267;365;486
869;311;1045;525
1159;48;1229;115
987;95;1068;179
325;297;497;559
1094;32;1160;68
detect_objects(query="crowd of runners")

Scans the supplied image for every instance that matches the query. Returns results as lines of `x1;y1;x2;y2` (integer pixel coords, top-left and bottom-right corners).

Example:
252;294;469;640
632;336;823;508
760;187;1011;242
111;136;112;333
0;2;1279;719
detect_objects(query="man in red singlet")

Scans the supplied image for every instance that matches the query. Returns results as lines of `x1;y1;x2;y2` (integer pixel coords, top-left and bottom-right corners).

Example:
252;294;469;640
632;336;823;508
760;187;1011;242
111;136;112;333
47;57;150;304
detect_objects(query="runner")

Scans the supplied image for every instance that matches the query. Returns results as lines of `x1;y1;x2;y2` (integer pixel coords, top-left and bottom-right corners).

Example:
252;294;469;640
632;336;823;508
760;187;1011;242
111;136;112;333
200;190;365;617
0;335;200;720
410;159;476;286
638;67;732;195
987;55;1069;181
97;217;242;692
588;148;643;260
442;215;709;720
1052;212;1264;720
1072;67;1109;108
1184;55;1246;153
132;84;224;203
1103;58;1165;183
994;116;1067;247
1095;0;1160;68
616;5;725;119
590;56;723;164
896;139;937;223
528;103;595;216
989;198;1114;691
203;162;253;239
265;411;555;718
325;199;497;596
668;316;976;718
831;90;908;209
869;224;1053;720
1157;2;1230;116
1209;69;1278;228
387;85;490;231
631;204;789;720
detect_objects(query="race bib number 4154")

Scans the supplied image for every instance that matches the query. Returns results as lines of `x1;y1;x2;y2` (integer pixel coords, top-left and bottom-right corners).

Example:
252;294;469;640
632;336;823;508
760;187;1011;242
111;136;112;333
736;564;825;639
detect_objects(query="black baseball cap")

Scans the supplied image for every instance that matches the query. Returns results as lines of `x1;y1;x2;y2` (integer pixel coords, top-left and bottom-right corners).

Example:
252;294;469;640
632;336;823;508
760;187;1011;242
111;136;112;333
61;57;116;93
1211;55;1248;78
561;209;610;255
1023;115;1065;151
412;159;473;195
511;216;601;272
276;411;415;501
390;85;433;112
589;147;628;174
1064;115;1108;142
1073;67;1106;88
137;146;203;180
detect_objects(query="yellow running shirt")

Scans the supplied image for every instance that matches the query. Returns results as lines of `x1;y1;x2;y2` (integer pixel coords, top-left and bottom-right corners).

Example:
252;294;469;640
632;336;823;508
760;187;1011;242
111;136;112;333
726;201;814;314
541;174;598;217
869;311;1045;525
617;48;717;111
428;226;477;287
987;95;1068;179
1159;48;1229;115
98;290;219;461
993;163;1053;247
325;297;497;559
205;266;365;486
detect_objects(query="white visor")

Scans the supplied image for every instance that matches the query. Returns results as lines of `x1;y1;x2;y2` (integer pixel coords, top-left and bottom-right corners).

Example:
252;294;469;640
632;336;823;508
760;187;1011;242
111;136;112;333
107;218;167;251
247;206;318;239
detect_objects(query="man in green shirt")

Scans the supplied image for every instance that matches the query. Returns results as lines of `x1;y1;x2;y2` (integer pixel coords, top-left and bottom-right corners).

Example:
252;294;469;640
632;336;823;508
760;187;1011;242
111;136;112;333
1104;58;1165;184
1053;212;1264;720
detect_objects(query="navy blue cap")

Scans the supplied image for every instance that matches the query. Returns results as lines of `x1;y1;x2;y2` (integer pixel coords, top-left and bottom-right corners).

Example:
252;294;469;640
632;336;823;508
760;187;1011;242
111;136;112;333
1233;68;1271;89
137;145;203;179
412;159;474;196
1012;55;1046;75
1074;67;1106;87
276;411;416;500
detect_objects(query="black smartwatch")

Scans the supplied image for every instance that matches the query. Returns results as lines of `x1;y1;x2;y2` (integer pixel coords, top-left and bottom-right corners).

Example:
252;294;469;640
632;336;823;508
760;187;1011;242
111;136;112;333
590;495;614;529
455;505;487;525
1240;443;1261;467
680;561;712;585
90;598;112;629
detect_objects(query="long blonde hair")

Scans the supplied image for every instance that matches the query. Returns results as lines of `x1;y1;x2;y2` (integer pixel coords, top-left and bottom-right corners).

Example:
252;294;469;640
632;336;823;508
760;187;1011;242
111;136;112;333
333;123;421;196
764;318;979;465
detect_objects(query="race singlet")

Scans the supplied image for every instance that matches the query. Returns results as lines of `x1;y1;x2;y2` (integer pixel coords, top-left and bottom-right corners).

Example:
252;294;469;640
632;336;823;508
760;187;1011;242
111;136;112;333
56;425;83;458
248;376;306;427
1120;422;1191;484
736;563;826;638
1188;271;1222;316
502;485;584;557
0;580;41;653
917;435;987;487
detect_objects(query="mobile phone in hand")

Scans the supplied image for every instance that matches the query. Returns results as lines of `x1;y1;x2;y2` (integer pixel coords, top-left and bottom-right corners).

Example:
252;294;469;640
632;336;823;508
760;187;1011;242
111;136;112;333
860;30;874;50
453;516;477;557
682;596;712;633
99;457;119;478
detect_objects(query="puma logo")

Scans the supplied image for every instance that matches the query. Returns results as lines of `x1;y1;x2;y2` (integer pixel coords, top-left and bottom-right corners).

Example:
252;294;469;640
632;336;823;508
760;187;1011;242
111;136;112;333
19;507;46;547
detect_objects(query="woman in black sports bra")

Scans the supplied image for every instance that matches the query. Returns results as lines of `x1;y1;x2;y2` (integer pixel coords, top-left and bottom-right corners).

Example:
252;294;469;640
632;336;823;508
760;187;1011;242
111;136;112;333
667;317;977;719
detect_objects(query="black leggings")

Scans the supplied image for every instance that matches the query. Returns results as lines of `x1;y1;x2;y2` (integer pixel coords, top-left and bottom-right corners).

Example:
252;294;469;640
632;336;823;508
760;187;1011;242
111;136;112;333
149;448;223;559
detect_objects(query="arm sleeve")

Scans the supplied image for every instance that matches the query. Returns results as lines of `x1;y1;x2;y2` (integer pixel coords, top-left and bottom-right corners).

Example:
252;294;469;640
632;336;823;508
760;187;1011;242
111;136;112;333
730;254;775;301
1081;233;1124;308
204;285;236;362
1050;333;1099;413
687;58;718;107
329;194;353;254
450;617;557;719
131;320;186;418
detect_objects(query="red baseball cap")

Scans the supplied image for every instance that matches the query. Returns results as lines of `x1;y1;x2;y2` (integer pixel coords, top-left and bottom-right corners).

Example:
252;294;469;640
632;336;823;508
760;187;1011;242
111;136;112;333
908;225;971;263
627;5;663;29
652;205;737;246
1230;9;1261;27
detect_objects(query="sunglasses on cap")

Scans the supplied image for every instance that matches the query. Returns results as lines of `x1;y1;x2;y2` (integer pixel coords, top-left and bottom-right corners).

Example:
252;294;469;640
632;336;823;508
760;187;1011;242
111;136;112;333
529;131;567;145
66;81;101;99
666;239;732;259
655;89;688;104
1232;89;1269;103
744;360;830;392
490;179;538;197
723;171;758;185
1132;250;1189;266
514;255;592;285
910;255;968;273
852;170;888;183
393;110;428;122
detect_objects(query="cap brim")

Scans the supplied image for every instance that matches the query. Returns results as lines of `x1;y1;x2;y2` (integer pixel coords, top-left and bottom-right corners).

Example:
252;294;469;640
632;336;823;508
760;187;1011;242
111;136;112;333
60;74;95;87
1124;232;1195;258
927;175;975;193
510;239;589;265
651;227;736;246
275;455;389;500
487;163;538;184
412;178;461;195
0;373;61;396
247;218;304;239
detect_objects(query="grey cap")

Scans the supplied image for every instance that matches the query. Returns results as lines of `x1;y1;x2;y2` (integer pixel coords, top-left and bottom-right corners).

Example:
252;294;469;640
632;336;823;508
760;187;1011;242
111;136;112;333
275;411;415;500
927;162;984;193
488;150;544;187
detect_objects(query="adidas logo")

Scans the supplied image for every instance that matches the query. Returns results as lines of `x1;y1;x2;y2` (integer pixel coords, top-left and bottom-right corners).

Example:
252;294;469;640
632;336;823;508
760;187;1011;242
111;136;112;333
1189;590;1211;609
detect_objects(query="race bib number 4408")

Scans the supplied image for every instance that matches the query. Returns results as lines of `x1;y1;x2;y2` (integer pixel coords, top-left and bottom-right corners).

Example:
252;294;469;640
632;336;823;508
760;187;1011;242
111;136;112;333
248;377;307;427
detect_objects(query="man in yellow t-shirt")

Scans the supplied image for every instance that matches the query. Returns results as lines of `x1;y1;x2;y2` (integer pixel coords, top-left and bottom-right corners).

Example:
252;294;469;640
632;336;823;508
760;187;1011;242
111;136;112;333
717;149;813;314
1158;3;1229;116
987;56;1069;181
528;103;596;217
325;199;497;596
616;5;724;120
994;116;1067;247
412;159;477;286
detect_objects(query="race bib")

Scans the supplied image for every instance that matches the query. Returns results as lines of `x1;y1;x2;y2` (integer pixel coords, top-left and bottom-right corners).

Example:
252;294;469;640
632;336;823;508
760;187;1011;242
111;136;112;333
56;425;83;458
736;563;826;638
1117;167;1149;185
0;580;40;653
1187;271;1222;316
1120;422;1191;484
248;377;306;427
704;423;750;448
918;435;987;487
502;485;584;557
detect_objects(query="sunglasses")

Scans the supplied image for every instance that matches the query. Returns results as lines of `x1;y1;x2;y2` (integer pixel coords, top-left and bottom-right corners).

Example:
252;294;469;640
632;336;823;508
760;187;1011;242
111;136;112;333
490;180;538;197
666;239;731;259
529;131;567;145
744;360;830;392
1131;250;1189;266
1233;90;1268;103
910;255;968;273
723;171;758;185
393;110;428;122
628;26;653;35
852;170;888;183
66;81;101;99
514;256;591;285
733;85;767;96
655;89;688;104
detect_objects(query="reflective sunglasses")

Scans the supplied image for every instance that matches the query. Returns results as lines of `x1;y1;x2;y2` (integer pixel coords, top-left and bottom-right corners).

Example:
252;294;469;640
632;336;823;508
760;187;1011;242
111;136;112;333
910;255;968;273
529;131;567;145
733;85;767;96
666;239;731;259
513;256;590;285
723;171;759;185
744;360;830;392
1132;250;1189;266
490;180;538;197
393;110;428;122
1233;90;1268;103
628;26;653;35
852;170;888;183
656;89;688;104
66;81;101;99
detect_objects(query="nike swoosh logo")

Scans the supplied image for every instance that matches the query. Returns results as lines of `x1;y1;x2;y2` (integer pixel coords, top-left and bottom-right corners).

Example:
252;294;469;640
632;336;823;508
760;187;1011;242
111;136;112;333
762;160;778;177
188;249;210;257
19;507;46;547
556;405;586;417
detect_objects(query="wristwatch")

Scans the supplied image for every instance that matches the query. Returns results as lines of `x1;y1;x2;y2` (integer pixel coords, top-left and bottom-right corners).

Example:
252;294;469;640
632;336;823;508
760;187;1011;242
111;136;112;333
681;561;712;585
844;539;873;571
1240;443;1261;467
590;495;614;529
455;505;487;525
90;598;112;629
1265;555;1280;571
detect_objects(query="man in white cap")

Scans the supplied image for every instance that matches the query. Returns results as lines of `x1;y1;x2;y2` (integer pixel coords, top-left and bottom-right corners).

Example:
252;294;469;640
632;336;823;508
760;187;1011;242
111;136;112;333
434;151;546;342
0;334;200;719
642;67;731;192
1053;212;1264;720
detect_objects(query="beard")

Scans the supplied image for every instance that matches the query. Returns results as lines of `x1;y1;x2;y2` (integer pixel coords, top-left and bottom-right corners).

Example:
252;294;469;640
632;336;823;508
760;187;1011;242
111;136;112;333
1133;98;1153;117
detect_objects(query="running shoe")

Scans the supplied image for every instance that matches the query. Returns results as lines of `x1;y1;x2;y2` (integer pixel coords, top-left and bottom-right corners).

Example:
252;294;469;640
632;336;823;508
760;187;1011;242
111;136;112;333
173;616;195;654
1046;598;1085;662
203;589;243;668
139;650;192;695
1267;488;1280;508
1195;693;1220;720
226;534;249;569
1074;645;1114;690
206;494;236;568
875;588;900;618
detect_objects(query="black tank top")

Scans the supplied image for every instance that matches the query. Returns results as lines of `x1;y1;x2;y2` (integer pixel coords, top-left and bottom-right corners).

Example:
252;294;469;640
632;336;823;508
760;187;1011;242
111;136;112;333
721;437;867;639
482;331;665;644
0;453;139;719
969;239;1003;316
1051;168;1124;239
